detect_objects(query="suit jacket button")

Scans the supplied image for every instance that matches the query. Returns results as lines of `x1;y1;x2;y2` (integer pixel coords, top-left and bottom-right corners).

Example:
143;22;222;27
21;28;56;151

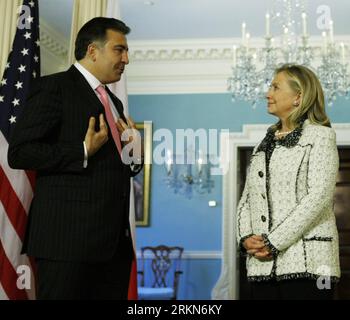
258;171;264;178
261;193;266;199
261;215;266;222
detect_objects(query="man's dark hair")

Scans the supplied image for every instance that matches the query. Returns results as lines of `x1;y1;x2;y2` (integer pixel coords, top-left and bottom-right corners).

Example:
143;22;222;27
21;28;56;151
75;17;131;60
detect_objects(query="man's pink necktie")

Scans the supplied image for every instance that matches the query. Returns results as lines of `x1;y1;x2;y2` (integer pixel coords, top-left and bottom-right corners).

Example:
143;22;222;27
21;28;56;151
96;85;122;155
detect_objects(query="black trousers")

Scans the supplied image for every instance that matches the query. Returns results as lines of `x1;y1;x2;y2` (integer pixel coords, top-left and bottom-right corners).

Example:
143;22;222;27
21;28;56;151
247;278;334;300
35;232;133;300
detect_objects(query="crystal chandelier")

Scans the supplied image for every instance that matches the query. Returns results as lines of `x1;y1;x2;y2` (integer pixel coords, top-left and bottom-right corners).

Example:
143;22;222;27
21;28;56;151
228;0;350;107
164;150;214;199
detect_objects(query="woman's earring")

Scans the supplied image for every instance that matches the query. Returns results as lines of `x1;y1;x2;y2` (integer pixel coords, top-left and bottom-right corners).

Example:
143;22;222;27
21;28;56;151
293;101;299;107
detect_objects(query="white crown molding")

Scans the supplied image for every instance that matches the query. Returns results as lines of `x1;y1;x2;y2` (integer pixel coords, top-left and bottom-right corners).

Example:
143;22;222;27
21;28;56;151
40;19;69;58
129;36;350;62
41;46;68;76
136;250;221;260
129;38;235;61
127;38;238;95
40;19;69;75
126;36;350;95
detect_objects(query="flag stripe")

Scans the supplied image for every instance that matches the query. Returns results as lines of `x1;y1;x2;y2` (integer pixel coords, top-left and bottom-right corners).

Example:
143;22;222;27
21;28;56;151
0;202;26;269
0;240;28;300
0;202;35;300
0;132;34;212
128;256;138;299
25;170;36;191
0;157;36;300
0;282;9;300
0;166;27;241
129;177;136;250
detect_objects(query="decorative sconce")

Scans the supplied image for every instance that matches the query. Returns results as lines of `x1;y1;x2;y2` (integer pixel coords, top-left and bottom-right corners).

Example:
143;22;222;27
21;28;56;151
164;149;214;199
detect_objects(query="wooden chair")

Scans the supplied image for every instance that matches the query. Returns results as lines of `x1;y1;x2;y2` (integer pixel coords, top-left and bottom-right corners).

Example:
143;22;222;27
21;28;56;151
138;245;184;300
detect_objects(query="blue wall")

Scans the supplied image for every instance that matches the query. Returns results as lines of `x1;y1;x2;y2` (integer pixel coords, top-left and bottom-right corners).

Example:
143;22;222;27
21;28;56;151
130;93;350;299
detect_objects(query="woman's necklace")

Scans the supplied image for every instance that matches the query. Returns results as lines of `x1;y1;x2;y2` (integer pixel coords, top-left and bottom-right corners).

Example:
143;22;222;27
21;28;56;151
275;129;293;136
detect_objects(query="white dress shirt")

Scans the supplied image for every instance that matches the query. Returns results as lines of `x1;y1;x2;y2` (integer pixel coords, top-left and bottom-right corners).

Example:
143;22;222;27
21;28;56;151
74;62;120;119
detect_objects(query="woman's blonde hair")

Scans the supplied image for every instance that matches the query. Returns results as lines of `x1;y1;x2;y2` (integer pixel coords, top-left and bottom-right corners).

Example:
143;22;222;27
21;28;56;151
272;64;331;130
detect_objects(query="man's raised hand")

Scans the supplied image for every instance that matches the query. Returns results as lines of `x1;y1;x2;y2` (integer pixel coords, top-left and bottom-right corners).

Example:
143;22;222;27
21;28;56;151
84;114;109;157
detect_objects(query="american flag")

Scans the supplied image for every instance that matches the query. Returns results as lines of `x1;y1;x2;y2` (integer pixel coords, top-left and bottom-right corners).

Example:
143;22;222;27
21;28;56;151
0;0;40;300
106;0;138;300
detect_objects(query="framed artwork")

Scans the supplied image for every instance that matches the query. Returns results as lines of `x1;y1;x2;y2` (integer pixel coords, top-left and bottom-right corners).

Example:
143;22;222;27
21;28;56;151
134;121;152;227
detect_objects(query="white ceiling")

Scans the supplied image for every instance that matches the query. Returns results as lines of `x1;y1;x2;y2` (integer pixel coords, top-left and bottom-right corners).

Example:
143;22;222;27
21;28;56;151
39;0;350;40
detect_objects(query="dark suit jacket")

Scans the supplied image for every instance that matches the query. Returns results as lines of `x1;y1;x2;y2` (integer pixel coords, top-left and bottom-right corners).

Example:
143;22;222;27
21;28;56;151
8;65;141;262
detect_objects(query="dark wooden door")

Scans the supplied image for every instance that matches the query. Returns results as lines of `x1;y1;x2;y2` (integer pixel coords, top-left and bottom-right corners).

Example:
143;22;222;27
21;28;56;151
334;148;350;299
238;147;350;300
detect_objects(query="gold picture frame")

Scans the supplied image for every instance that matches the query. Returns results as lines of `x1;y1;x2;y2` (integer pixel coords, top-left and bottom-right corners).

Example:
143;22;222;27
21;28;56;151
134;121;152;227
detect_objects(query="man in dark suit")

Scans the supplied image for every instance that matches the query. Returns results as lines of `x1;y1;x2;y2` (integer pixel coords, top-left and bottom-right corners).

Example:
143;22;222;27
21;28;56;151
8;17;143;300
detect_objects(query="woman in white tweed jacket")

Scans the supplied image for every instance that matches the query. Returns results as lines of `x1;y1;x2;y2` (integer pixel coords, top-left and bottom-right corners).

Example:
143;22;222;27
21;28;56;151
237;64;340;300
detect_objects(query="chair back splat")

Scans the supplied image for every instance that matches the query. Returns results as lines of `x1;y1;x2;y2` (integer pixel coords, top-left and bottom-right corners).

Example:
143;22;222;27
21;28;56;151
138;245;184;300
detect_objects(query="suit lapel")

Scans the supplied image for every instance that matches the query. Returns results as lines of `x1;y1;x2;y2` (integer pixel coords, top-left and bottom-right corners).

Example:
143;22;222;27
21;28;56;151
67;65;104;114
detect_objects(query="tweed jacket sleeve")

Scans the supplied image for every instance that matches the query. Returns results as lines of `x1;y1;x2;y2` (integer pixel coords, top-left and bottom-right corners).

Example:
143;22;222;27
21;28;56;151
236;147;258;246
8;76;85;174
236;179;253;245
265;127;339;252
